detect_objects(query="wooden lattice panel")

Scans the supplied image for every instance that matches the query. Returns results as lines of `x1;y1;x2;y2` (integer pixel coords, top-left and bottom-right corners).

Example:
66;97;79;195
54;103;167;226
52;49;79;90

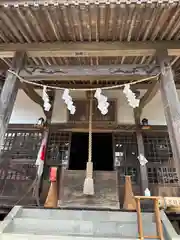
147;167;178;185
143;133;179;186
0;129;42;206
68;99;116;123
92;100;116;122
68;100;89;122
113;133;139;184
143;132;179;186
46;131;71;166
2;130;42;159
143;133;172;163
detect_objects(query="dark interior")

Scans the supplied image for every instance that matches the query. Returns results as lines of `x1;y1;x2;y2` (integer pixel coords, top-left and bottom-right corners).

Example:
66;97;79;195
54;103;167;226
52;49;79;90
69;132;113;171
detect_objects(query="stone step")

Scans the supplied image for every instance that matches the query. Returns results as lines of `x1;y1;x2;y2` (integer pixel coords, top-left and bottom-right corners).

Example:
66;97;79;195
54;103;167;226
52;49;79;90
4;218;157;238
0;234;159;240
16;208;154;222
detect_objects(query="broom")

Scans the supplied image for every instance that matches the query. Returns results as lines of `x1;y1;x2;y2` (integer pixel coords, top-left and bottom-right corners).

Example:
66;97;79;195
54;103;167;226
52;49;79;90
83;92;94;195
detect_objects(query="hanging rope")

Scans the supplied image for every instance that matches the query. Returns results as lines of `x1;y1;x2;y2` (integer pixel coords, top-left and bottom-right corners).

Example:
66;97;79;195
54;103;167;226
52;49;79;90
88;93;93;174
8;69;160;91
83;91;94;195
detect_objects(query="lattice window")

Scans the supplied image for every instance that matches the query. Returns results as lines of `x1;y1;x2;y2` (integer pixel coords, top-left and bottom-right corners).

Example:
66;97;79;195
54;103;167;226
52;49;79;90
92;100;116;122
114;133;138;165
0;160;36;204
143;133;172;163
2;130;42;160
118;166;137;184
46;131;71;166
0;128;41;205
148;167;178;185
68;100;89;122
143;133;179;185
68;99;116;123
113;133;139;184
0;160;36;181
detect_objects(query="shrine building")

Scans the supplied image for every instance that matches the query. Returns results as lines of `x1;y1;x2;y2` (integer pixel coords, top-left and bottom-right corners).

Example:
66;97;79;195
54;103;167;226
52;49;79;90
0;0;180;238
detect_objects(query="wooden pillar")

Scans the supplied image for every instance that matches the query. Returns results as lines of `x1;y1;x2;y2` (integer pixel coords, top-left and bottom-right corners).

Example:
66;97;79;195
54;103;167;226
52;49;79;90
158;50;180;181
134;110;149;194
136;130;149;194
0;51;26;153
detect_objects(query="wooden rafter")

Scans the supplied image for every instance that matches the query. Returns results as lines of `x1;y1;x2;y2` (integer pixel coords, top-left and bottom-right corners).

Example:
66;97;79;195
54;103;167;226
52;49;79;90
0;0;177;6
0;41;180;58
19;64;160;82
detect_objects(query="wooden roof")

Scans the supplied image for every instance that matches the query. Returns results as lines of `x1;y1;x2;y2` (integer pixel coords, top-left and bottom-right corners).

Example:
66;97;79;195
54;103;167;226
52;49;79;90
0;1;180;88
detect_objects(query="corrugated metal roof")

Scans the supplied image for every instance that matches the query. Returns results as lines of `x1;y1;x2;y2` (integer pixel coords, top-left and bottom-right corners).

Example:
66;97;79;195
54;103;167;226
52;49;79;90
0;2;180;86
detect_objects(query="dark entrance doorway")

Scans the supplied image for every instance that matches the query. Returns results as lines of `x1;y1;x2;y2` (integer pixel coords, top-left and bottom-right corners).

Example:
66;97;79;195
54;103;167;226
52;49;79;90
69;132;114;171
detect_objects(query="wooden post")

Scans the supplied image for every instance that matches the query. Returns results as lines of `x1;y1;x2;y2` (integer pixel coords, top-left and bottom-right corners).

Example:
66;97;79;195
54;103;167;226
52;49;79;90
154;199;164;240
136;198;144;240
136;130;149;194
158;50;180;181
134;80;159;195
134;110;149;194
0;51;26;154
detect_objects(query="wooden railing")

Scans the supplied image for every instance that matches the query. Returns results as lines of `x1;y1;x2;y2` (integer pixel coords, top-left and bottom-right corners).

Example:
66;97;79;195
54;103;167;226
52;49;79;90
134;196;164;240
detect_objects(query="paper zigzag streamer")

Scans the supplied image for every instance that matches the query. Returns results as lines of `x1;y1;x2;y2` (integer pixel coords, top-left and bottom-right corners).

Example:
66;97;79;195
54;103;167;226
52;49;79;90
94;88;109;115
123;84;140;108
62;89;76;115
137;154;148;166
42;86;51;111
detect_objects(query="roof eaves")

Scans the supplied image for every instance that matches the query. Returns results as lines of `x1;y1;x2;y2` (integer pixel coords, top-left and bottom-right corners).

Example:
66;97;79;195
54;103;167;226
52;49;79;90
0;0;179;8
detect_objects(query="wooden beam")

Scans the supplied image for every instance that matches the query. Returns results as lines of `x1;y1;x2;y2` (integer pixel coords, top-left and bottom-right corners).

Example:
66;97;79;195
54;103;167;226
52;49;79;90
139;81;159;110
158;49;180;181
0;51;26;153
135;81;160;119
21;82;47;117
21;82;43;106
19;64;160;82
1;41;180;58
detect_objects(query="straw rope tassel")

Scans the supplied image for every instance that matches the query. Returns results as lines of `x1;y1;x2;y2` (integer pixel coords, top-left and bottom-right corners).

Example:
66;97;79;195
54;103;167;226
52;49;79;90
83;93;94;195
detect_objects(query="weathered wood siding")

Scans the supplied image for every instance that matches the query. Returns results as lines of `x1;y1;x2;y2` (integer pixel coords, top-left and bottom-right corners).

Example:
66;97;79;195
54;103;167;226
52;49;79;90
60;170;119;209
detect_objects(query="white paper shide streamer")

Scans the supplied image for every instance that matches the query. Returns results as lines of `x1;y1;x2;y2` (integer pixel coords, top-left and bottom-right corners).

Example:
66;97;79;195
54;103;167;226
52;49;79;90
42;86;51;111
62;89;76;115
94;88;109;115
123;84;140;108
137;154;148;166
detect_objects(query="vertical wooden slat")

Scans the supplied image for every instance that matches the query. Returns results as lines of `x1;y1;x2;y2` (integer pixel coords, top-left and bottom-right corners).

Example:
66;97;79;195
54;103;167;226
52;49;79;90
154;199;164;240
136;198;144;240
158;50;180;182
0;51;26;157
